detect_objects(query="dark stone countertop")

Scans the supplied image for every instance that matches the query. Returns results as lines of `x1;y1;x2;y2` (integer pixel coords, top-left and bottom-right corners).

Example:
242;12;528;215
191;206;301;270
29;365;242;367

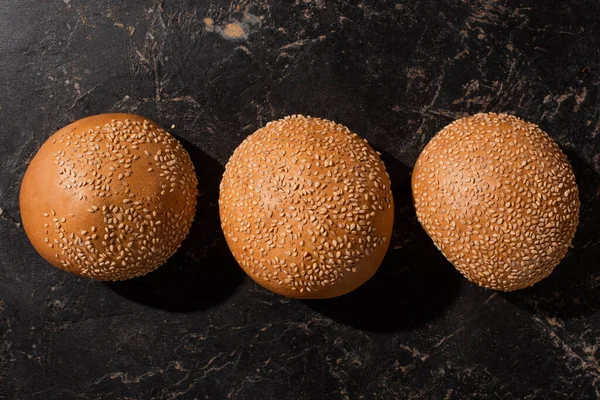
1;1;599;399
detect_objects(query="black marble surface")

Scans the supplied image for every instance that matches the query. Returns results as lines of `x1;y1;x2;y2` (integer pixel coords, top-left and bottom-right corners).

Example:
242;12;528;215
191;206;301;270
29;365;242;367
1;1;599;399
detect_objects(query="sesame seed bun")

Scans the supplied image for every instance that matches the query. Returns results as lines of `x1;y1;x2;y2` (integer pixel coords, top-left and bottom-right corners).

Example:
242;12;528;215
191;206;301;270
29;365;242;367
412;113;580;291
219;115;394;299
20;114;198;281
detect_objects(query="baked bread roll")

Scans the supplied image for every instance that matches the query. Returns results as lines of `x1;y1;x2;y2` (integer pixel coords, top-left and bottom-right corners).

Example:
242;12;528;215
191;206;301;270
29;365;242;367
219;115;394;299
20;114;198;281
412;113;579;291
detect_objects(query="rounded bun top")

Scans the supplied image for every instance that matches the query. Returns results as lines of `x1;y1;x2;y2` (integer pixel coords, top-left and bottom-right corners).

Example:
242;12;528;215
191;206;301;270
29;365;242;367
412;112;580;291
219;115;394;298
20;114;198;281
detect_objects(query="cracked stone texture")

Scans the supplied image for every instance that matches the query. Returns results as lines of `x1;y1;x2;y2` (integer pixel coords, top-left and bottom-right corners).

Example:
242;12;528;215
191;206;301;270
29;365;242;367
1;0;600;399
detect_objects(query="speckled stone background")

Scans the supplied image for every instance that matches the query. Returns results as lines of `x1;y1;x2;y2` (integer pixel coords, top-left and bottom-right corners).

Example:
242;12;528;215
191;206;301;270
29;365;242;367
1;1;599;399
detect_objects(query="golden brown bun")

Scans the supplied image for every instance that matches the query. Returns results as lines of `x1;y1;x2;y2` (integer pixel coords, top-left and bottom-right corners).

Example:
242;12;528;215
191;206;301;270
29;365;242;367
219;115;394;299
20;114;198;281
412;113;580;291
